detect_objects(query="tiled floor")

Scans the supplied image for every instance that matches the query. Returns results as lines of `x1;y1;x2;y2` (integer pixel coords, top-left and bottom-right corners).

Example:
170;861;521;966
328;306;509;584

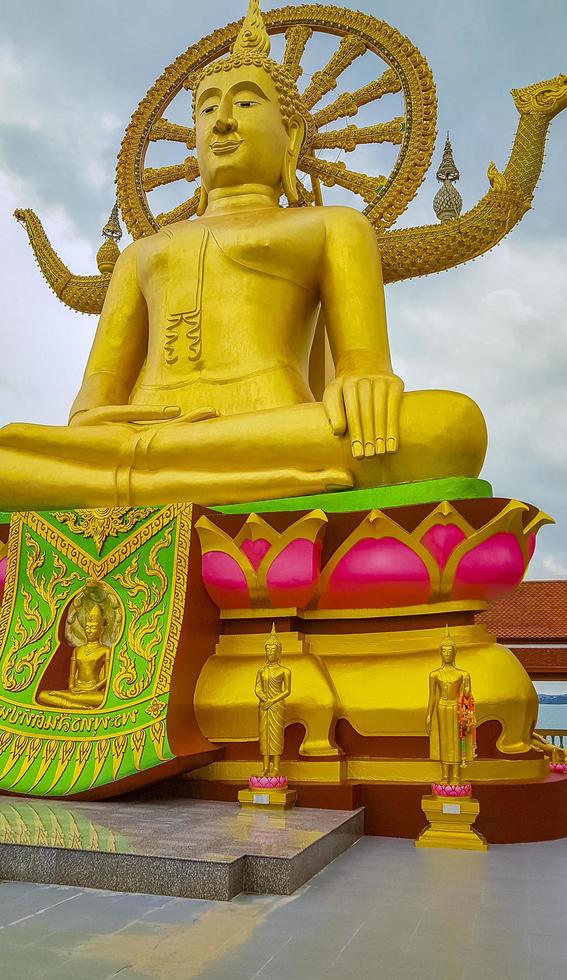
2;834;567;979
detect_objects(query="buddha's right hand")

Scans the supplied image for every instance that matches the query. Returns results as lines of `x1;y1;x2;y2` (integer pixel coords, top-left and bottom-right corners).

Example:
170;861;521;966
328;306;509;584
69;405;182;427
70;405;221;426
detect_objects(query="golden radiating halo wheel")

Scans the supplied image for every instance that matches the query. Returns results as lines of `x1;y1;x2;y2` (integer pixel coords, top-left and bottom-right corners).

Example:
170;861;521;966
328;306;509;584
117;4;437;239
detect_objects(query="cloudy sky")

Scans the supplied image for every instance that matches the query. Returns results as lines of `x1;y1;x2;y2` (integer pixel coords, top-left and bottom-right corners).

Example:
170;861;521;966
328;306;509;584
0;0;566;578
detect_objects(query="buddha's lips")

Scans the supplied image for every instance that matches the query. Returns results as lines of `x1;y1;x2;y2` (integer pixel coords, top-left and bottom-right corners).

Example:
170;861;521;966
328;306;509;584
210;140;243;154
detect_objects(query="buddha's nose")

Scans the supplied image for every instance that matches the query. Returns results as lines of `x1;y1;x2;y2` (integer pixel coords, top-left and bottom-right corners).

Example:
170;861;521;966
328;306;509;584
213;95;237;135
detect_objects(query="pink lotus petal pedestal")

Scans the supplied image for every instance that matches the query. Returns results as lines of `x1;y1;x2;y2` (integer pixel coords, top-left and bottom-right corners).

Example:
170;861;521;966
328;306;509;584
416;792;487;851
238;775;297;810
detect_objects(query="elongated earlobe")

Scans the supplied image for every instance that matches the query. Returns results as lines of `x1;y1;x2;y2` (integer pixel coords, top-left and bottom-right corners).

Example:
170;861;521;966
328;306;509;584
197;184;208;216
282;114;306;205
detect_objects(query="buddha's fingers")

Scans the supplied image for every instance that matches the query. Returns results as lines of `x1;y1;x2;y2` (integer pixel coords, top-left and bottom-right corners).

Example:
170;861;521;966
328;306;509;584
72;405;181;426
178;407;219;424
358;378;375;457
343;382;364;459
386;377;404;453
372;377;387;455
322;378;347;436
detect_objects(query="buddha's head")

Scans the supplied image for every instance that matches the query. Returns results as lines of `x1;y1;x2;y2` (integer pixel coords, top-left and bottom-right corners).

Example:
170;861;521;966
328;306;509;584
85;603;104;642
265;622;282;664
192;0;310;212
440;627;456;666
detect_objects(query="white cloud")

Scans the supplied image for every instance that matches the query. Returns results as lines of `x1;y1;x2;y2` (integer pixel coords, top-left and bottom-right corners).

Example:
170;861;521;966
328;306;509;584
386;239;567;579
0;168;95;425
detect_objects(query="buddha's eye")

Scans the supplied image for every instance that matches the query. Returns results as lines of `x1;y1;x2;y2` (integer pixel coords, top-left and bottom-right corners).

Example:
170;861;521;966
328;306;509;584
201;104;218;116
236;100;257;109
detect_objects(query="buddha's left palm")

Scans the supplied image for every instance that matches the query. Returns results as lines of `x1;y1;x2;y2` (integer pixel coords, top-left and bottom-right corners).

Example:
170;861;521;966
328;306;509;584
323;372;404;459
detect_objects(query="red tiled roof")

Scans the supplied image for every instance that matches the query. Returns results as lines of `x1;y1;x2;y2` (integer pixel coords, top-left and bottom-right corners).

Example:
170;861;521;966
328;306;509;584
477;580;567;641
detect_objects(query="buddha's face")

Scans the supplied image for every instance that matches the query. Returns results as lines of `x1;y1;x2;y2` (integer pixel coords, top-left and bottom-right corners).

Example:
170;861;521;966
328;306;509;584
265;640;281;664
441;642;455;665
195;64;290;193
85;608;103;642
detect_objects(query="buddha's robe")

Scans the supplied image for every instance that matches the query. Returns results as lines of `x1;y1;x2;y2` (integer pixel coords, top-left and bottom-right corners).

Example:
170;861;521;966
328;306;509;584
256;664;289;757
430;667;471;765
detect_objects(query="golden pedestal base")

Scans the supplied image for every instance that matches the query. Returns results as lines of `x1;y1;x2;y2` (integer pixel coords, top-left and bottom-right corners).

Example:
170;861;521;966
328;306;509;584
415;794;488;851
238;787;297;810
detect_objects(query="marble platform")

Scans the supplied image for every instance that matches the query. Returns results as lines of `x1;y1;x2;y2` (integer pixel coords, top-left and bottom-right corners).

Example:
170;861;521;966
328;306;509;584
0;796;363;901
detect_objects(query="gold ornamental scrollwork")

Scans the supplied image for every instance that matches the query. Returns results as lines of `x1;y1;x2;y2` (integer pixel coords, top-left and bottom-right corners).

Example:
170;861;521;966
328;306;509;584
1;532;80;693
55;507;155;555
110;527;172;700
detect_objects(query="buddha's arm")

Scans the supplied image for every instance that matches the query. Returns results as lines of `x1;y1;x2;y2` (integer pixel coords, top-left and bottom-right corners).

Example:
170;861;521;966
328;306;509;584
425;674;437;734
68;651;77;691
265;668;292;708
255;669;266;705
68;244;152;425
96;653;109;690
320;208;404;460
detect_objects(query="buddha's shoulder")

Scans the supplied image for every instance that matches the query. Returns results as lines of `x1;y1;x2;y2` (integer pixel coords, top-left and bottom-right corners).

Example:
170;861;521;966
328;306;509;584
279;204;372;231
320;205;376;237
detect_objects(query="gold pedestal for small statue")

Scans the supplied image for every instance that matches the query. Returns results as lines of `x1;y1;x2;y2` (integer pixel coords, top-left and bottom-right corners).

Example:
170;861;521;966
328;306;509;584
416;793;487;851
238;786;297;811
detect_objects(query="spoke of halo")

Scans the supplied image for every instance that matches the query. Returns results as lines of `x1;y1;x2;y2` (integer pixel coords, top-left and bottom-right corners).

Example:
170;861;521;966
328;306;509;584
301;35;368;111
149;119;196;148
301;157;387;205
156;189;202;227
142;157;199;192
312;69;402;128
313;118;405;151
283;25;313;82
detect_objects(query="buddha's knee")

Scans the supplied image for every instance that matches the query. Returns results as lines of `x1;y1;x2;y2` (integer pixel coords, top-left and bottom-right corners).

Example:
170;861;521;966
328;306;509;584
431;391;487;475
399;389;487;477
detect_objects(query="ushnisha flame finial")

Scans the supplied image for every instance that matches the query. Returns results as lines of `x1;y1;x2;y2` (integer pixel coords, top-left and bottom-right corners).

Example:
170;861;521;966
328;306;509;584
234;0;271;58
442;623;456;649
267;621;283;655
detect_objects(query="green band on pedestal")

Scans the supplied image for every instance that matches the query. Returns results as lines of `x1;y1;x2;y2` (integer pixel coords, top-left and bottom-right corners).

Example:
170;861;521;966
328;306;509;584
213;477;493;515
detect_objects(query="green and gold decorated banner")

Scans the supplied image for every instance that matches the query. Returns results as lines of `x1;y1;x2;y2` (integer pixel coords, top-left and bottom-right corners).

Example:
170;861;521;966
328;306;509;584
0;505;193;797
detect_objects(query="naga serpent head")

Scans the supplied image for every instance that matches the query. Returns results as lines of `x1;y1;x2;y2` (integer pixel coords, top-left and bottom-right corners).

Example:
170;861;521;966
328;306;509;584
512;73;567;118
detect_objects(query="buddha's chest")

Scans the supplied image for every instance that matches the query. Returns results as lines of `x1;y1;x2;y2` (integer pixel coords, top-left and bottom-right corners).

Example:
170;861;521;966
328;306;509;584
437;671;462;700
75;647;105;676
139;214;321;300
137;215;320;372
259;666;285;691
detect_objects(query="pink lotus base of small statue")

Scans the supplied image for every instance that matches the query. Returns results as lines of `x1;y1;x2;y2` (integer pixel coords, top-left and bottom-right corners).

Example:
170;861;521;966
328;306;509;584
432;783;472;797
249;775;288;790
550;763;567;773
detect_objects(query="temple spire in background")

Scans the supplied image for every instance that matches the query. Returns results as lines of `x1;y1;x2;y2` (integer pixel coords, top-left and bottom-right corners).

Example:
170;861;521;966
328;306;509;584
433;134;463;222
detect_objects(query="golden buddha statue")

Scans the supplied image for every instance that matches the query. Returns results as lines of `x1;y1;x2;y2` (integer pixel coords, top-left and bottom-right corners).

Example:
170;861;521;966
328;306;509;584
38;603;110;710
255;625;291;777
0;0;486;511
426;629;475;785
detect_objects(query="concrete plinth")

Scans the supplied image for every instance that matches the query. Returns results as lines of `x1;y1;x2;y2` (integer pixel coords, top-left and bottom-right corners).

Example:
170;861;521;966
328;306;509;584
0;795;362;900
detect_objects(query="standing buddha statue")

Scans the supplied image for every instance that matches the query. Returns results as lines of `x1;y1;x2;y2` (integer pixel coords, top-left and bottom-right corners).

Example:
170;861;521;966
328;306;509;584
255;624;291;777
426;628;477;785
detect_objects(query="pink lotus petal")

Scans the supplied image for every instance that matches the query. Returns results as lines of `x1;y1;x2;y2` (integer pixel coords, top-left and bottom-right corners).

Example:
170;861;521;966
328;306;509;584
320;537;430;609
249;775;288;789
266;538;322;608
421;524;466;570
526;533;536;562
432;783;472;797
453;532;525;601
240;537;271;571
202;550;250;608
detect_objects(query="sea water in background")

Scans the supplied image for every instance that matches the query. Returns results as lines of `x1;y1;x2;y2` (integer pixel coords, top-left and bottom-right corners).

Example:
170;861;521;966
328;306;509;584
535;683;567;731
